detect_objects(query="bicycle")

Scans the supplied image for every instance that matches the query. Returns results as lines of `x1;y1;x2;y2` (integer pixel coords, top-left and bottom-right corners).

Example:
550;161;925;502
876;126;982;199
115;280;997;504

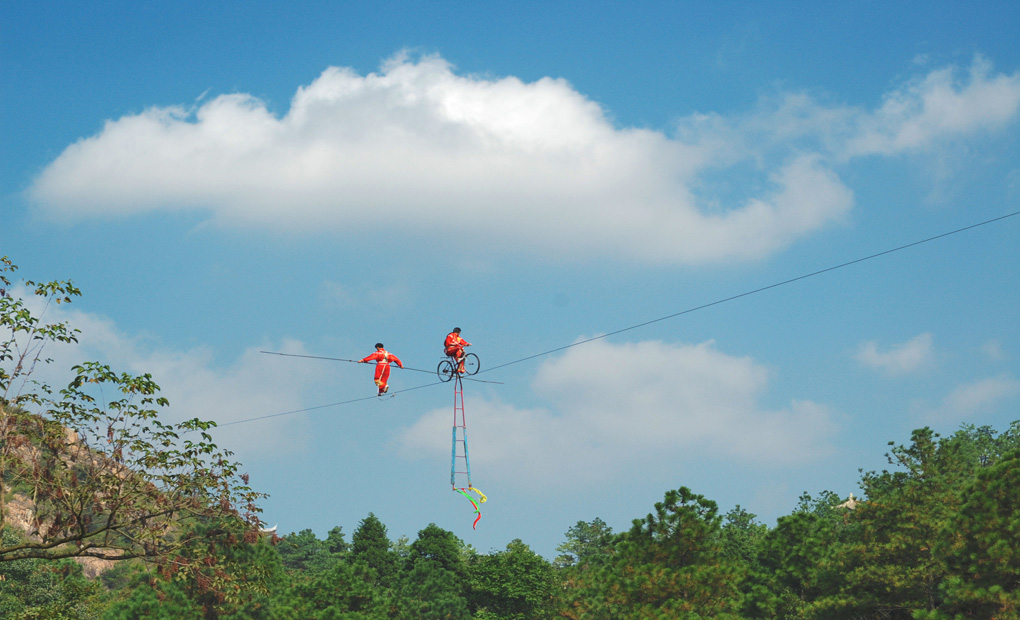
438;351;479;381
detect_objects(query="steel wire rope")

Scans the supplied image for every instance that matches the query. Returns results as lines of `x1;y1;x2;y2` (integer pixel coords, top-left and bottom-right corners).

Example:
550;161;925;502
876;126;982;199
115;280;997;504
258;350;501;383
260;350;438;375
215;379;442;427
218;209;1019;428
479;209;1020;374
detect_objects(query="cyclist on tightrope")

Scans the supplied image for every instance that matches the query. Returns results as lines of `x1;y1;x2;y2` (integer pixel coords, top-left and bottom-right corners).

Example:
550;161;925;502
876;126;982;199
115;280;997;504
444;328;471;374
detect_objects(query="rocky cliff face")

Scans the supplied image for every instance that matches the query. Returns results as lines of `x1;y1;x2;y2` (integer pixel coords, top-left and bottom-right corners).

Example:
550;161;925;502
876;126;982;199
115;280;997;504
5;493;35;536
76;554;116;579
3;421;120;580
4;493;116;578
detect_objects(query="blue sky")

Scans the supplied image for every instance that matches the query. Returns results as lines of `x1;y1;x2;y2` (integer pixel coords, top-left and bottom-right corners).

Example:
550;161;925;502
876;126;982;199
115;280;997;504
3;1;1020;558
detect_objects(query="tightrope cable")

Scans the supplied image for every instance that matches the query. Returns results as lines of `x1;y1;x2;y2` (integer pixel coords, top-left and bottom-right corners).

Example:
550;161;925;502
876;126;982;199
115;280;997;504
258;350;502;383
223;209;1018;427
215;380;441;427
481;210;1020;374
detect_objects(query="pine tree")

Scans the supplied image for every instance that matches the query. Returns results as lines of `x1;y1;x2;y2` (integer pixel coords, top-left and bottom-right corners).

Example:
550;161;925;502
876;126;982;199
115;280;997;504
349;513;398;587
563;487;744;620
469;539;555;620
817;428;972;619
925;451;1020;619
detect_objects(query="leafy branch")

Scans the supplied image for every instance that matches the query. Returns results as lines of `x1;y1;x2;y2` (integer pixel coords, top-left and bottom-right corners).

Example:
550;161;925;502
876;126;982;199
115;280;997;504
0;256;266;589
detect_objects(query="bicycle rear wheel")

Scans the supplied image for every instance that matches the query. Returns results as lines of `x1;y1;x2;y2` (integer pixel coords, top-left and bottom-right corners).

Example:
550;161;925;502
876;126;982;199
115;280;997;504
438;359;455;382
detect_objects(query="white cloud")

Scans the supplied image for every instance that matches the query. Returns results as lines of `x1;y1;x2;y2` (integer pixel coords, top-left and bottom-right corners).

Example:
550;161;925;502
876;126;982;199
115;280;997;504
319;279;412;309
27;54;1020;264
981;339;1008;361
921;374;1020;425
846;57;1020;157
856;332;934;376
29;53;853;264
392;339;837;489
677;56;1020;165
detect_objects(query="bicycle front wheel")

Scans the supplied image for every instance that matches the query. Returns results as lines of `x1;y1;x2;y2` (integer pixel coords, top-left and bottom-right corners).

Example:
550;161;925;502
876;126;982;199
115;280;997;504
463;353;480;375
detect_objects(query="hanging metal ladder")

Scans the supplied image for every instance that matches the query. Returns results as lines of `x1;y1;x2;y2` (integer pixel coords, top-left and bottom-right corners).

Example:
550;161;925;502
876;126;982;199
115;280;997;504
450;373;472;489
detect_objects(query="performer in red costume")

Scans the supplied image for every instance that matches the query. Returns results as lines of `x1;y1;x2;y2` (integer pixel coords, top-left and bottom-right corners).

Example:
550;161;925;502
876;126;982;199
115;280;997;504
360;343;403;395
444;328;471;373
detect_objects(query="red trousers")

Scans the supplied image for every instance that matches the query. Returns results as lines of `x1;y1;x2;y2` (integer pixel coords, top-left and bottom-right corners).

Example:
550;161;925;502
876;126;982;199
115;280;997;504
374;364;391;389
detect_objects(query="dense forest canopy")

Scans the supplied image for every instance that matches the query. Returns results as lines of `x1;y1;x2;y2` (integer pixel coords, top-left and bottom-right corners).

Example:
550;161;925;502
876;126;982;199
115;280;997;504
2;420;1017;619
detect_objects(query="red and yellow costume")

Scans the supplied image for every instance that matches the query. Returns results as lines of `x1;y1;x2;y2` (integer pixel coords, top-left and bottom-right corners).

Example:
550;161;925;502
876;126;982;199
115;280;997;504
444;331;471;372
360;348;403;394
